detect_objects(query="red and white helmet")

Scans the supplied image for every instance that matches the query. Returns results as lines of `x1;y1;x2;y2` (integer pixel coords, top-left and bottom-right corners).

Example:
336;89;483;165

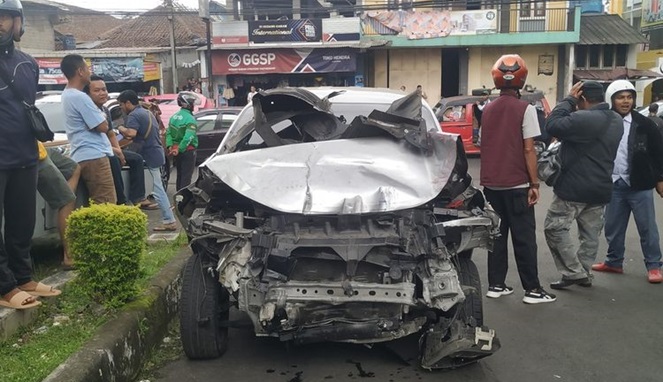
491;54;528;90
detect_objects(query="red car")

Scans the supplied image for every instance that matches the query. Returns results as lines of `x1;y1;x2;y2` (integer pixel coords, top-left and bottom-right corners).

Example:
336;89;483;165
145;91;214;127
433;90;551;155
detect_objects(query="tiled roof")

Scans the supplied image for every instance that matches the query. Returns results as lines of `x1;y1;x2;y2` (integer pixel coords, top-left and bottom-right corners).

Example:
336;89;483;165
96;3;208;49
53;4;126;43
579;14;647;45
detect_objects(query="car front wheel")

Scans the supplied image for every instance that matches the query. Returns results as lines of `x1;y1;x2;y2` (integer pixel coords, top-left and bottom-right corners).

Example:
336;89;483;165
179;252;229;359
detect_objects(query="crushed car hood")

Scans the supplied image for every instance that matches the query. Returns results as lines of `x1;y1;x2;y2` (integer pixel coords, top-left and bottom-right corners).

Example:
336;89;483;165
204;133;458;215
203;87;459;215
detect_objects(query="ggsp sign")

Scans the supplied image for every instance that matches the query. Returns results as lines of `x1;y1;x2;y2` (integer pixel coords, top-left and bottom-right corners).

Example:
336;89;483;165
228;52;277;68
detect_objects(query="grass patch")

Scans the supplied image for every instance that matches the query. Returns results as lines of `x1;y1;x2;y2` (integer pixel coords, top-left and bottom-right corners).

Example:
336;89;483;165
0;234;187;382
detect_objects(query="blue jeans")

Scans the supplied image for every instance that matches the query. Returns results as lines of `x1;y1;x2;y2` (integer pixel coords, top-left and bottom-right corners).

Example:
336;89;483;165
604;179;662;270
147;167;175;225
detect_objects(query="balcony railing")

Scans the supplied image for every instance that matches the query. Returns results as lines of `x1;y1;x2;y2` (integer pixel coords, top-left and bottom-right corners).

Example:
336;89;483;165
361;7;576;38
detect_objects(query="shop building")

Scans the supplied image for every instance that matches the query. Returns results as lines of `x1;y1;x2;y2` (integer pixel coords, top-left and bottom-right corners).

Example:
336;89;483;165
203;17;380;106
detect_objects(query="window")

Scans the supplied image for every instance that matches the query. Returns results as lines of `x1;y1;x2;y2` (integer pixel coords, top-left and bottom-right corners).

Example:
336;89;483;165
574;44;631;69
575;45;587;68
198;113;238;133
220;114;238;130
616;45;628;66
520;1;546;18
197;115;217;133
589;45;601;68
603;45;615;68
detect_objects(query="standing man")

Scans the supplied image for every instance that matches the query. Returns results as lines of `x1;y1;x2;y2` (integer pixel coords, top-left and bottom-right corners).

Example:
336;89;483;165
60;54;116;204
247;85;257;103
416;84;428;101
167;92;199;191
117;90;177;232
543;81;623;289
84;75;153;208
0;0;60;310
472;89;490;144
479;54;556;304
592;80;663;283
37;143;80;270
647;103;663;131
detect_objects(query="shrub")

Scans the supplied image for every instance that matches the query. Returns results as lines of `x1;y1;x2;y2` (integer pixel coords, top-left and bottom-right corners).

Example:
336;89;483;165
66;203;148;308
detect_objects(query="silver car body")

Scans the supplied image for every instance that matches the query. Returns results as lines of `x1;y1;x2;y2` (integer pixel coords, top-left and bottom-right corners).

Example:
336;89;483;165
177;87;500;370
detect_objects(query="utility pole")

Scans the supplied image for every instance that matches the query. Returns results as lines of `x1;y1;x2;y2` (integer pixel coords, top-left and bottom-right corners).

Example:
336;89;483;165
200;0;213;100
167;0;178;93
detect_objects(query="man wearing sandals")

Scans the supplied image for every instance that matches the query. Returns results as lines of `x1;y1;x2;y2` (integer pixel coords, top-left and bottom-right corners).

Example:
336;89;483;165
117;90;178;232
0;0;60;310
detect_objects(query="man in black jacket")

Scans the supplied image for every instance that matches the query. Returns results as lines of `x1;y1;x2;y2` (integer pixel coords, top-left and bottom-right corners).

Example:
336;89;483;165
592;80;663;283
543;81;623;289
0;0;61;310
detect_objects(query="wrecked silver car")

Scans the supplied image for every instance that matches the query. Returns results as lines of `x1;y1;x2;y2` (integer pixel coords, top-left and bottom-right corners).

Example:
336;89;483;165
174;87;501;369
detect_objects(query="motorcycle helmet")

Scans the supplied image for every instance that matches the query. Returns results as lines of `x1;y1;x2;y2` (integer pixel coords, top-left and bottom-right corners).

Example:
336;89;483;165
177;92;197;110
0;0;24;44
491;54;528;90
605;80;636;104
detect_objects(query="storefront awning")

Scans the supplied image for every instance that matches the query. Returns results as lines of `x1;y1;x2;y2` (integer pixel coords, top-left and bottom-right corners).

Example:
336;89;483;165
573;67;663;82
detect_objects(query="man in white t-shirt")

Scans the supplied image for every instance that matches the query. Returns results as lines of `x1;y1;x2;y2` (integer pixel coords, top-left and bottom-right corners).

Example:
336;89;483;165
247;85;257;104
60;54;116;204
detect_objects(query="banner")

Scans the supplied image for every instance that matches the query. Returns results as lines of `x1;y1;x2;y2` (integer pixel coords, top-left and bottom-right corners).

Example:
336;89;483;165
91;57;144;83
249;19;322;43
143;61;161;82
642;0;663;30
362;9;498;39
212;48;356;75
37;58;67;85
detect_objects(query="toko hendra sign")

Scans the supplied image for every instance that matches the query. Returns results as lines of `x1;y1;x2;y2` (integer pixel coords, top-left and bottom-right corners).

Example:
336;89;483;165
213;48;357;75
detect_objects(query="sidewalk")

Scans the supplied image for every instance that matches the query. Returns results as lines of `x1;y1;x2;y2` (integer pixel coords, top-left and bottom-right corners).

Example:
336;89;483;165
1;172;188;381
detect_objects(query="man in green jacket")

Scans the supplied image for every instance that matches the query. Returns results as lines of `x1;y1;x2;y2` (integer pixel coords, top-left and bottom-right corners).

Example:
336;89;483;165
167;92;199;191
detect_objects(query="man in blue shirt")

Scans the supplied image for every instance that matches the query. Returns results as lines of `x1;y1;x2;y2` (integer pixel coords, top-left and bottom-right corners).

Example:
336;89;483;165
0;0;60;310
60;54;116;204
117;90;177;232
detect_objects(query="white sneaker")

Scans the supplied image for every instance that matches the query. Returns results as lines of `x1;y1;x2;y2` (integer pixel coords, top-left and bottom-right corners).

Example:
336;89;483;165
522;288;557;304
486;285;514;298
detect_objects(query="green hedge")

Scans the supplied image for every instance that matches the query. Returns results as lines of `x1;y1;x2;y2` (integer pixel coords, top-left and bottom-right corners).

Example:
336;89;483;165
66;203;148;308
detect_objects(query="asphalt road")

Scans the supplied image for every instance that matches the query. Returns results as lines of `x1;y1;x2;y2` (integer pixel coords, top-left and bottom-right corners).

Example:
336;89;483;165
152;157;663;382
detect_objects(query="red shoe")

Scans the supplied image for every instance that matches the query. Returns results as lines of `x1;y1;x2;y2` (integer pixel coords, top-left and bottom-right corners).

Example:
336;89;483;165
591;263;623;274
648;269;663;283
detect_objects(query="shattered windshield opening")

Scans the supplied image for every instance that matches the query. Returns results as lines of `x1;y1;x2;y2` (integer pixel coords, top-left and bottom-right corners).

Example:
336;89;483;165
220;89;439;154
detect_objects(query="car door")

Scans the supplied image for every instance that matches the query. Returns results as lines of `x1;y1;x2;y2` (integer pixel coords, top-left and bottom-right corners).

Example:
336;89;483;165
196;111;239;163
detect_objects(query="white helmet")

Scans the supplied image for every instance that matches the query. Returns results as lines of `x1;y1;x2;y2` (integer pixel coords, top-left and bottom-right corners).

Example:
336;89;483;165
605;80;636;104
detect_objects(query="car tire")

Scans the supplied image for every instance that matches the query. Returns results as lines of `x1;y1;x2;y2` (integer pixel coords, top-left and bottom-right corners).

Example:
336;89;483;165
455;250;483;327
180;252;229;359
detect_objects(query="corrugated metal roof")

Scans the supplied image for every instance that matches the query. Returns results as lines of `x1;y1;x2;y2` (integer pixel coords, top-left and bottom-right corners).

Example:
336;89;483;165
579;14;647;45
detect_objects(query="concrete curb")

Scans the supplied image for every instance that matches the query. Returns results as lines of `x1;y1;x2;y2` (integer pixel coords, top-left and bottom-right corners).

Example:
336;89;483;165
43;248;190;382
0;270;75;341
